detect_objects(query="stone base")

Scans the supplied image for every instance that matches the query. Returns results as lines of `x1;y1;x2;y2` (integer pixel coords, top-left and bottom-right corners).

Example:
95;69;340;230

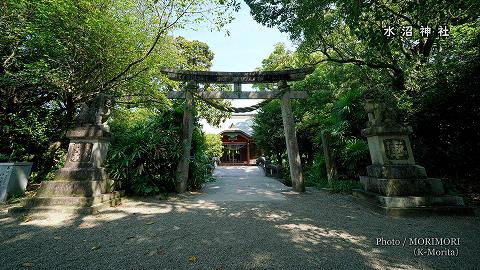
9;191;123;217
360;176;444;196
9;179;121;218
366;164;427;179
36;180;108;197
352;189;474;217
8;122;120;218
54;167;109;182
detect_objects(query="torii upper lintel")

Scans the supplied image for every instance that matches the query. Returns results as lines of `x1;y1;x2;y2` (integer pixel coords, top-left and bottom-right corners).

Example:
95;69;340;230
161;67;315;84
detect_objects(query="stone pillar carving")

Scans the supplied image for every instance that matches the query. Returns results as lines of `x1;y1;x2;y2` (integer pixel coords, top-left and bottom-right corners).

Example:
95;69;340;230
54;125;111;183
360;96;443;196
53;93;113;184
9;93;121;216
353;94;468;216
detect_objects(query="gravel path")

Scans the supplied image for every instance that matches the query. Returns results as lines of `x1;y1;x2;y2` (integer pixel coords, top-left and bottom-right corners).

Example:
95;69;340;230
1;166;479;269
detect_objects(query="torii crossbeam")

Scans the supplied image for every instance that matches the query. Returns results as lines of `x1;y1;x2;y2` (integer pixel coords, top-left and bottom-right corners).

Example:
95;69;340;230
162;67;314;83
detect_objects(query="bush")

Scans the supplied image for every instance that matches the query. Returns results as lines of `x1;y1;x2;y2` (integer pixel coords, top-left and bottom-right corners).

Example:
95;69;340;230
204;134;224;159
304;153;361;192
106;108;182;195
338;138;369;179
0;109;69;184
188;129;216;190
304;153;327;187
106;107;215;195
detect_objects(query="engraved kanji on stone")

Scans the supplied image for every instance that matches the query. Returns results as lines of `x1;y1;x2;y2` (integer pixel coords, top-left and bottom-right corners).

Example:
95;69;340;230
69;143;93;162
0;165;13;201
384;139;409;160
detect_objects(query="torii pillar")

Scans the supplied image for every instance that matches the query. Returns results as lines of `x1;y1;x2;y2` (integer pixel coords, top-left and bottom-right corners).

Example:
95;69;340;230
175;82;196;193
279;80;305;192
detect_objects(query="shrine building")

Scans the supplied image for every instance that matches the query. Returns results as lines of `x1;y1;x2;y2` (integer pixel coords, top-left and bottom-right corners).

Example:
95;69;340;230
220;124;256;165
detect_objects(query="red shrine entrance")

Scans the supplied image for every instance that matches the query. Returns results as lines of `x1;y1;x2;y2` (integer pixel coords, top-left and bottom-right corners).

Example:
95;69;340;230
220;124;256;165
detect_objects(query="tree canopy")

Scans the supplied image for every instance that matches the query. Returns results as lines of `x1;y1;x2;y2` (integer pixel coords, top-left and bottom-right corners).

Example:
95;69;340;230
246;0;479;91
249;1;479;188
0;0;238;185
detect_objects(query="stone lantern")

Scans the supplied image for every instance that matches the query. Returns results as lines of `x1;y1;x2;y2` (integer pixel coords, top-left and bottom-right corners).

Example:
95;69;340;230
10;93;122;217
353;94;470;216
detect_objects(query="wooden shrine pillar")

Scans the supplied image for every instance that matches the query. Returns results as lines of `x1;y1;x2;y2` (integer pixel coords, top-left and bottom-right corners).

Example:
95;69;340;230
175;82;195;193
279;81;305;192
246;142;250;165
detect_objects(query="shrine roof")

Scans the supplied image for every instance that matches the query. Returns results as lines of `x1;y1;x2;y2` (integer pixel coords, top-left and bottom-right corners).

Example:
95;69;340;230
220;123;252;139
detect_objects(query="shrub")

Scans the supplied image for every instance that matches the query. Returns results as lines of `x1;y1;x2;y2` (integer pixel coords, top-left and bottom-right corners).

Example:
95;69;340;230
188;129;215;190
304;153;361;192
204;134;224;159
0;109;69;184
106;107;216;195
338;138;369;179
304;153;327;187
106;108;182;195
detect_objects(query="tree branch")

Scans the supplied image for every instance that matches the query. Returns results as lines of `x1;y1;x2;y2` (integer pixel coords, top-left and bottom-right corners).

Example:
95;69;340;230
312;48;400;72
102;29;165;89
375;0;418;28
310;47;405;90
102;0;195;90
2;40;20;69
122;67;149;82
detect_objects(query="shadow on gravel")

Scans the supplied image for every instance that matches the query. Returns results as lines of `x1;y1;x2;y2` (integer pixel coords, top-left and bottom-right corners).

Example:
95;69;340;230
1;195;479;270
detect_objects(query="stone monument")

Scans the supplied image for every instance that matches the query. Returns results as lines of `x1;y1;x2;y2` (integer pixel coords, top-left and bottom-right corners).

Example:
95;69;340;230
353;94;470;216
10;93;122;216
0;162;33;202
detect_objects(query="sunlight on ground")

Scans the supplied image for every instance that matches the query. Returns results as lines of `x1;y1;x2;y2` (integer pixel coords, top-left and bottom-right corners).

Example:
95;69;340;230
256;210;292;221
275;223;368;246
0;194;467;270
275;223;423;270
6;198;223;229
251;252;272;268
172;200;222;212
2;232;32;245
18;213;79;228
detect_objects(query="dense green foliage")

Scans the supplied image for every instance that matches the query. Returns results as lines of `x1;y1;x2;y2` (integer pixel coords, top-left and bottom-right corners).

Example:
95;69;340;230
251;100;285;163
106;107;213;194
246;0;479;91
253;44;371;186
189;129;217;189
249;0;479;191
1;0;237;185
410;24;480;179
106;108;182;194
204;134;224;160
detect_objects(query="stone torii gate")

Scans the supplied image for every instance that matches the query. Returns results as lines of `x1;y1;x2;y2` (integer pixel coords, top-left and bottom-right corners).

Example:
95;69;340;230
162;68;314;193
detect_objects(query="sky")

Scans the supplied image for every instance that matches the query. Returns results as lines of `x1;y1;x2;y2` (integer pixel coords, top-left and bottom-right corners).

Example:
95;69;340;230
174;1;293;134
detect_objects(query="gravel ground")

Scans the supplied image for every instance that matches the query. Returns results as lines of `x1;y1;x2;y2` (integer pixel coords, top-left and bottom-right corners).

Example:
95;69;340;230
0;167;479;270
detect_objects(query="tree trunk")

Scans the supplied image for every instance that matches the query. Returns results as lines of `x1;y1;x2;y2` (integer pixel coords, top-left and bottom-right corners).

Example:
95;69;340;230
280;81;305;192
321;130;338;186
65;93;75;128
